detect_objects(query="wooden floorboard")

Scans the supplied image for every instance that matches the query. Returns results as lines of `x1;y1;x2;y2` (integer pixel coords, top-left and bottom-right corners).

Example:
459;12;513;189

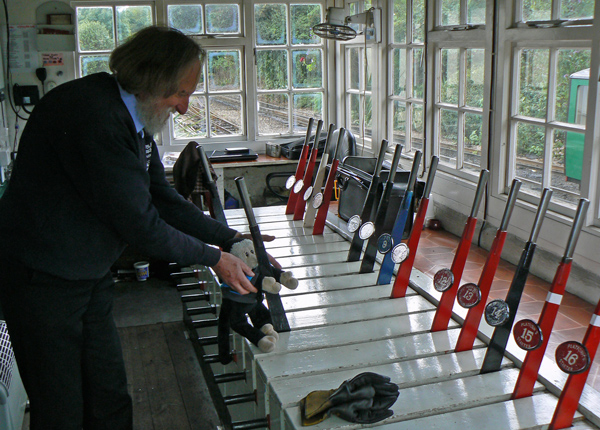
164;322;222;430
120;325;154;430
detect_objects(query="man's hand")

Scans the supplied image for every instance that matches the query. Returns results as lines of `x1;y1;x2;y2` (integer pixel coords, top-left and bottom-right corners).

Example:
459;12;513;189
212;252;257;295
234;232;281;269
237;232;276;242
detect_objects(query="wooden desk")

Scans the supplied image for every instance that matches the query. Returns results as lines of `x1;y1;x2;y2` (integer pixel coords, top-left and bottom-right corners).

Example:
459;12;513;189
163;152;300;206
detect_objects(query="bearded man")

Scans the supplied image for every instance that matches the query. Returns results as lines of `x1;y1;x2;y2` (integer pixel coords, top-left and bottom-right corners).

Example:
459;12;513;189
0;26;263;429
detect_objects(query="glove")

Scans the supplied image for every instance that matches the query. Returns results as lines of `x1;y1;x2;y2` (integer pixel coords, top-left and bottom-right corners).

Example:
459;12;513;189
300;372;399;426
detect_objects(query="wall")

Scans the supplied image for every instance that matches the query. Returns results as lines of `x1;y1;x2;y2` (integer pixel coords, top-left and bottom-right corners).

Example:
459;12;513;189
430;171;600;305
1;0;76;149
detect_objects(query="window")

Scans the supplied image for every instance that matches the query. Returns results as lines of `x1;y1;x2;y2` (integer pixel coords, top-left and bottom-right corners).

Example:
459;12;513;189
173;49;245;139
346;44;373;146
388;0;425;154
517;0;594;22
435;47;485;174
168;3;241;35
508;46;591;208
439;0;486;27
74;3;154;76
254;3;325;136
167;3;244;141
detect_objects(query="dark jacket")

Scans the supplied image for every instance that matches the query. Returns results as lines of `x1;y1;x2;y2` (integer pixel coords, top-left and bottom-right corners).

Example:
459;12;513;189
0;72;237;280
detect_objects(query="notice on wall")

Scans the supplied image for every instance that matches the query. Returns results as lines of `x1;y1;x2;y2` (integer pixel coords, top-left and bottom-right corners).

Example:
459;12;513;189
8;25;39;72
42;53;64;66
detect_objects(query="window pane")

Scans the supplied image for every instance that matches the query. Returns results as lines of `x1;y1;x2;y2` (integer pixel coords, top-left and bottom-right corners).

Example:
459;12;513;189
393;0;407;43
555;49;591;123
365;95;373;140
77;7;114;51
466;49;485;108
467;0;486;24
256;50;288;90
366;47;373;92
413;48;425;99
210;95;242;136
392;48;407;97
349;48;360;90
441;0;460;26
440;49;459;104
564;130;585;182
465;113;483;172
412;104;424;151
439;109;458;166
522;0;551;22
258;94;289;135
293;93;322;133
551;130;580;207
255;4;287;46
291;4;321;45
518;49;549;119
573;83;589;125
349;94;361;136
515;122;544;196
174;95;206;138
80;55;110;76
206;4;240;34
393;101;407;147
550;134;583;208
413;0;425;43
168;5;203;35
292;49;322;89
208;51;241;91
560;0;594;20
116;6;152;45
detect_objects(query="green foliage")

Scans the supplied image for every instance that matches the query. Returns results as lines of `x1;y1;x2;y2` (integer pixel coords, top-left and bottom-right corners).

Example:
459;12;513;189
169;5;202;34
207;4;239;33
292;51;322;89
392;0;407;43
257;51;287;90
208;52;240;91
77;7;114;51
255;4;286;45
116;6;152;43
291;4;320;44
80;56;110;76
78;20;113;51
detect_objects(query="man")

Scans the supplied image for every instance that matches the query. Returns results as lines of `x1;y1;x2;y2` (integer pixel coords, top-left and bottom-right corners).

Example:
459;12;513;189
0;26;264;429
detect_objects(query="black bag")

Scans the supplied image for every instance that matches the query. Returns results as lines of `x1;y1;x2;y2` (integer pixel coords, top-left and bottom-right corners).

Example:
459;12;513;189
337;156;424;239
280;132;328;160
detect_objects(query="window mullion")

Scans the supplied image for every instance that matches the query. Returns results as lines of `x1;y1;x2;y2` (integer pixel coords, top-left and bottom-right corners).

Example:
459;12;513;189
547;48;558;123
552;0;561;20
542;126;553;188
460;0;468;25
458;48;466;169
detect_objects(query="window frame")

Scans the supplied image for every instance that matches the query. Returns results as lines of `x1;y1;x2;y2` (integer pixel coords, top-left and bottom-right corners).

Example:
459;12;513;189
252;2;327;138
73;1;156;78
500;21;596;216
387;0;427;160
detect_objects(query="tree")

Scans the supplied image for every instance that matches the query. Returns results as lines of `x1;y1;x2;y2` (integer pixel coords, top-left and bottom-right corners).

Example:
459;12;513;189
78;20;113;51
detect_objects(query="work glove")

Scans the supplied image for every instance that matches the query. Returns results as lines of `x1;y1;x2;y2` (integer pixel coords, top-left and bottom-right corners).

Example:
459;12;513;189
300;372;399;426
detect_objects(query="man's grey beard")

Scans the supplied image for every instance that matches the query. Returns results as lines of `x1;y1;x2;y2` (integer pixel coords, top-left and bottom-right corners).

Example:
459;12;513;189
136;97;174;135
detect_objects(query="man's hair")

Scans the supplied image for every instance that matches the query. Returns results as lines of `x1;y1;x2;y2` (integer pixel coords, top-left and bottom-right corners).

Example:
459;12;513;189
109;26;204;98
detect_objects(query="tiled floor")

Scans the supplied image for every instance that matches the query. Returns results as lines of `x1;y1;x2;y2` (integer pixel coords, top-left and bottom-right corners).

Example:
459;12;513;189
413;226;600;393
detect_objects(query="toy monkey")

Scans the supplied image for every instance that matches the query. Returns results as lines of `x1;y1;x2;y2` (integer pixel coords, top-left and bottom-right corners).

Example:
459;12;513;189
217;238;298;364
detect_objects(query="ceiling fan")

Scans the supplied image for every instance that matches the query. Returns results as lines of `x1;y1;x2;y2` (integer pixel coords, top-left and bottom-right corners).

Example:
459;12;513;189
312;7;382;42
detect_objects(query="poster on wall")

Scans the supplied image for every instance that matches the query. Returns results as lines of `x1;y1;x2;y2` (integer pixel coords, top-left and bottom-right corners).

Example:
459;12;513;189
42;53;64;66
8;25;39;72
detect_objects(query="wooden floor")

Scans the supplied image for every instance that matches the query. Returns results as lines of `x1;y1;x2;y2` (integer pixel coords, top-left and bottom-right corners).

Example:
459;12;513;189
21;277;222;430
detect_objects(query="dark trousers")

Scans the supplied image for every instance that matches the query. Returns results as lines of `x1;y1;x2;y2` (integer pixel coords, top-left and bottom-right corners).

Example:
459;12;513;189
0;259;132;430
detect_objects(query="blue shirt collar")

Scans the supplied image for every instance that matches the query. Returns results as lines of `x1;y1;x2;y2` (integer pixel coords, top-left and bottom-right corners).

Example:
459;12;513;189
117;81;145;136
